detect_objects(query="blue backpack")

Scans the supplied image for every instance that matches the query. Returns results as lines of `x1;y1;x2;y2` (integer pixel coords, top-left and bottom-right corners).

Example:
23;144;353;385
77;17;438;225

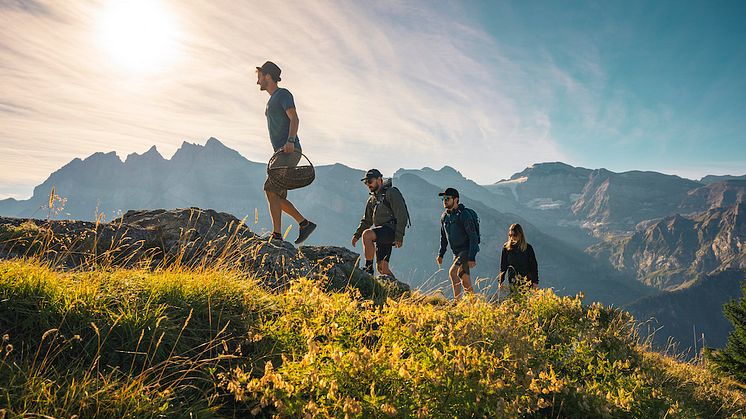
441;206;481;244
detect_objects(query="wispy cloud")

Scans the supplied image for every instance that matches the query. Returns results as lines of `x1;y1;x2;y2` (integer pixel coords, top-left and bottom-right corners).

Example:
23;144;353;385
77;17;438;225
0;0;577;198
0;0;52;16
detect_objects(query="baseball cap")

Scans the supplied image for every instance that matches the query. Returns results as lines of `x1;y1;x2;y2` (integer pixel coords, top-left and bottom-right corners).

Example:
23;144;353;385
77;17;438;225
361;169;383;181
438;187;460;198
256;61;281;82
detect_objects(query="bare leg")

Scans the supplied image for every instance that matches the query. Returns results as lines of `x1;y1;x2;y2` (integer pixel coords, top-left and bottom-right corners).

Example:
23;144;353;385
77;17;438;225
362;229;377;262
460;269;474;295
449;262;462;301
280;198;305;224
377;260;394;277
265;191;283;234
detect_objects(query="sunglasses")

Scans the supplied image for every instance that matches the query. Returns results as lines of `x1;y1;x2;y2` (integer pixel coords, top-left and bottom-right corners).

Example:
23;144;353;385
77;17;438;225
442;196;453;201
508;232;517;237
364;178;377;185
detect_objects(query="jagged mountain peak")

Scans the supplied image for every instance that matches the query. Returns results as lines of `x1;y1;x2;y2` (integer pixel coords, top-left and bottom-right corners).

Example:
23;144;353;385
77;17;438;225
171;138;246;164
394;165;464;180
505;162;591;182
205;137;226;149
124;145;164;164
83;151;122;164
436;165;461;175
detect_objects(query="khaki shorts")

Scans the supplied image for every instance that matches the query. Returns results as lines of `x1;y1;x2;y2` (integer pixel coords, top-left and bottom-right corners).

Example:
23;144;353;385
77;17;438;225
264;150;302;199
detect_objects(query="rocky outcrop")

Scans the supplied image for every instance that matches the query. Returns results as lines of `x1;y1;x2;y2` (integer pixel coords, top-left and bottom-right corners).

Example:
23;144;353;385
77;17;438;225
0;208;410;300
571;169;702;234
679;180;746;214
588;203;746;290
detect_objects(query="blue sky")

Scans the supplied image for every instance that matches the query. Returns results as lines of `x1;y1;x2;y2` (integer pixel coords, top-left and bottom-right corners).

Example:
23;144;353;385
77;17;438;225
0;0;744;200
467;0;746;174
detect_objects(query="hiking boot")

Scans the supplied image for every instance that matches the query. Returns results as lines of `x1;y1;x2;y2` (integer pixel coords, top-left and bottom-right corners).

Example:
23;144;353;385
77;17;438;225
294;220;317;244
363;265;374;275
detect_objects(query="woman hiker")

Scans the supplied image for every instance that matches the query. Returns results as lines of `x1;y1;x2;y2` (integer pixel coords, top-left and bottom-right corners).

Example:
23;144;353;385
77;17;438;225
499;223;539;290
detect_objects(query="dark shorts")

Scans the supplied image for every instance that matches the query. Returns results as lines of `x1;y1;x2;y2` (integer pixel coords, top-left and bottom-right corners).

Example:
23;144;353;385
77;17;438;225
372;225;396;263
453;250;470;276
264;150;302;199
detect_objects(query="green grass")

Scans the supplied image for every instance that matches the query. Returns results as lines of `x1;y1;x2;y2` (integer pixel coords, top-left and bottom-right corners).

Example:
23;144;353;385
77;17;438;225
0;258;744;418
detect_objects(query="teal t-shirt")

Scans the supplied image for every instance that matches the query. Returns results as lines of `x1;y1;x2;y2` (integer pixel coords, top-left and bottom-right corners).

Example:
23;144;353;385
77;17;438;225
265;88;301;151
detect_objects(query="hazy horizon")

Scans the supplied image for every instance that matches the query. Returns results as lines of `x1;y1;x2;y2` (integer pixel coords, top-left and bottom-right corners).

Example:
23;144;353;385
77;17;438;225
4;136;744;202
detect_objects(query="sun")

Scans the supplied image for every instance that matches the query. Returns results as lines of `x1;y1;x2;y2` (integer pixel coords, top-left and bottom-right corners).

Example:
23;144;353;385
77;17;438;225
98;0;181;73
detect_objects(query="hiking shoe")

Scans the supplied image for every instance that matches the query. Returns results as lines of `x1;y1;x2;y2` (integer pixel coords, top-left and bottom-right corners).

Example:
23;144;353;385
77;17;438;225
267;232;283;242
294;221;317;244
363;265;374;275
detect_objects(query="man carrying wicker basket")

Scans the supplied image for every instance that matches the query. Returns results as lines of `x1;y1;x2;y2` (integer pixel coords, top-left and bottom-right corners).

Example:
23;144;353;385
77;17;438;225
256;61;317;244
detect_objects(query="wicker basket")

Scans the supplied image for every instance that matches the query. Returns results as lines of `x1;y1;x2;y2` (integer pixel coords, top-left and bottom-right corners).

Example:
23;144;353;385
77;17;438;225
267;150;316;190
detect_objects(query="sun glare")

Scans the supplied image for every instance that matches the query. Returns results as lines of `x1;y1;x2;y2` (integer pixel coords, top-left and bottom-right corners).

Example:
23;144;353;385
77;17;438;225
98;0;181;73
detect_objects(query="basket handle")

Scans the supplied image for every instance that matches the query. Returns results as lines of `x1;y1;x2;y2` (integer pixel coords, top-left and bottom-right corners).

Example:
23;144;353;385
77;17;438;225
268;149;314;170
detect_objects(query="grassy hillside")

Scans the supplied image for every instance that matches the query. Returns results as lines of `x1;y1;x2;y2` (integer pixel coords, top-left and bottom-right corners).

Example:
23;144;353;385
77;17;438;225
1;259;744;418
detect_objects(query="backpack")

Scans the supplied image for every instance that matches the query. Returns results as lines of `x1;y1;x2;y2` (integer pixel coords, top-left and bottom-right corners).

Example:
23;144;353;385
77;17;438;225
442;206;481;244
379;186;412;227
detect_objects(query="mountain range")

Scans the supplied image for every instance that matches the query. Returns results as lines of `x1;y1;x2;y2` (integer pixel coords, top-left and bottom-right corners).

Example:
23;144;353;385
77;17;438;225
1;137;744;351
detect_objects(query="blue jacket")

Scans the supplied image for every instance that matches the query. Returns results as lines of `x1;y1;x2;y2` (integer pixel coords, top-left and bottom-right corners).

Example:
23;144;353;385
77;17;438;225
438;203;479;261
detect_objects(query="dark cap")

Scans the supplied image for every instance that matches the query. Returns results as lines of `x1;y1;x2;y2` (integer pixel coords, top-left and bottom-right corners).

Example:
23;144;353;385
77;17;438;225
438;187;459;198
256;61;281;82
361;168;383;181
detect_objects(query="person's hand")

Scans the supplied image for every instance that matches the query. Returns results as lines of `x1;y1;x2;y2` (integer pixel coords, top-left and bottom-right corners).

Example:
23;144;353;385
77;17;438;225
395;240;403;248
351;236;358;247
498;281;505;290
436;256;443;266
282;141;295;154
468;261;476;269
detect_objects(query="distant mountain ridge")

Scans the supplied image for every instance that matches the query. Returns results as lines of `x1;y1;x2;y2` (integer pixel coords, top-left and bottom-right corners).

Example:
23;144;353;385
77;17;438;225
487;162;591;211
588;203;746;290
0;137;265;220
571;169;703;233
700;174;746;185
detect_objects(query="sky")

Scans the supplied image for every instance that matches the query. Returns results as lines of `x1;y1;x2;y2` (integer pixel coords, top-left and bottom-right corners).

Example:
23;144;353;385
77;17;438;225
0;0;744;200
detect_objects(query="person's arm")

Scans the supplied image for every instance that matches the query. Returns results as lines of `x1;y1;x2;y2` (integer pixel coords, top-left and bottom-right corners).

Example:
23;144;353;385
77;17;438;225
499;247;508;284
281;91;299;153
438;222;448;258
388;188;407;243
286;107;299;140
528;245;539;284
353;199;373;240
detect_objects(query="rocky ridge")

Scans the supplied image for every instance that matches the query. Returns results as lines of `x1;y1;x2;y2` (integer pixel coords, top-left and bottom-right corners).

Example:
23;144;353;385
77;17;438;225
588;203;746;290
0;208;409;300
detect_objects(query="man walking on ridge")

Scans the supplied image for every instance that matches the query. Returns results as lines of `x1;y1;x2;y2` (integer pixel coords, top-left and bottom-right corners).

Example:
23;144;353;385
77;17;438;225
437;187;480;301
352;169;410;278
256;61;316;244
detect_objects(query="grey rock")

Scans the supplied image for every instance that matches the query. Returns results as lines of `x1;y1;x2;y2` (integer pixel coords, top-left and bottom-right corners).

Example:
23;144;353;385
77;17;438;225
0;208;409;300
588;203;746;290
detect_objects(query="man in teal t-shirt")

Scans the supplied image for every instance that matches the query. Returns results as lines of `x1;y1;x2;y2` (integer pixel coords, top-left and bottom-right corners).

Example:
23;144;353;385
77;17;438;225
256;61;316;244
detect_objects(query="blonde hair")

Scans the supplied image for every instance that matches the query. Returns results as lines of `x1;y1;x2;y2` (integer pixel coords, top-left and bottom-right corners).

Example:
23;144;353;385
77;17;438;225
504;223;527;252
